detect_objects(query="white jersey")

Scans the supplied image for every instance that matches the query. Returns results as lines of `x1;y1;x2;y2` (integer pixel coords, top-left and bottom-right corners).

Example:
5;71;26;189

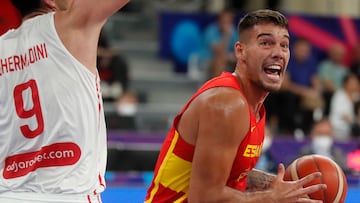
0;13;107;202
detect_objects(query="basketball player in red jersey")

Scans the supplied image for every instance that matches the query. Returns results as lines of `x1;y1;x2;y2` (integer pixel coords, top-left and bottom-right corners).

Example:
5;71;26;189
0;0;128;202
145;9;326;203
0;0;21;35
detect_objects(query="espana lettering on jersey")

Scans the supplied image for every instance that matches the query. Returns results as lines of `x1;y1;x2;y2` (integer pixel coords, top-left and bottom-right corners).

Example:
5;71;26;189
0;43;48;77
243;144;262;158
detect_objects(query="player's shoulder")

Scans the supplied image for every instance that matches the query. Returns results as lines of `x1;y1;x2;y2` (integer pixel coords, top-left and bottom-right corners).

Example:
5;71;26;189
200;86;245;102
195;86;248;113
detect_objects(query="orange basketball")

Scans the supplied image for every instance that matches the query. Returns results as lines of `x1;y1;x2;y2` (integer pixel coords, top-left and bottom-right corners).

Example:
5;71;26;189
284;154;348;203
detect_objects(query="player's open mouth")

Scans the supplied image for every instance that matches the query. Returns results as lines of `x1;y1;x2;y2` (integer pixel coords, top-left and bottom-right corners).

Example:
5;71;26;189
264;65;281;76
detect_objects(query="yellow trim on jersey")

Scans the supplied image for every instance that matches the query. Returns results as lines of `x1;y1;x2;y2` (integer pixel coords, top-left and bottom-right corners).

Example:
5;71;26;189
146;131;186;202
160;152;191;192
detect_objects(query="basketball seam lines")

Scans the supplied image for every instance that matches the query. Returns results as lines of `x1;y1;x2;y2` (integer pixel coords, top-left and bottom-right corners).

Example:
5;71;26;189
312;156;326;202
290;159;311;199
333;161;345;203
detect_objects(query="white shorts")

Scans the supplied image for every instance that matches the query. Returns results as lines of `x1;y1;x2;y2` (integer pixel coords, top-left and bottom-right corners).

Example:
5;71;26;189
0;191;102;203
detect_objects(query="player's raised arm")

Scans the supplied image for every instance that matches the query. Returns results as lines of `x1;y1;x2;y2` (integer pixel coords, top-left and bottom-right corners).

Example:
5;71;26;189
53;0;130;73
66;0;130;27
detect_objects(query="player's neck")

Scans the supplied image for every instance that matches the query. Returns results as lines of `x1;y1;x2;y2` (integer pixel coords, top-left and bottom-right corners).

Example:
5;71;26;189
233;71;266;121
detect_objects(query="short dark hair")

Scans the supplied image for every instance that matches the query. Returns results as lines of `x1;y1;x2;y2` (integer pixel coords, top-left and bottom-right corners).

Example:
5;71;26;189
238;9;288;37
10;0;42;17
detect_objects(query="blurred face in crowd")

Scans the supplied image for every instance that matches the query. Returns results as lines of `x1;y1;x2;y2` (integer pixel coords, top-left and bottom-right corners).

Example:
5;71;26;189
344;74;360;101
328;43;345;64
311;119;333;155
235;22;290;92
293;39;311;62
352;44;360;62
218;11;234;34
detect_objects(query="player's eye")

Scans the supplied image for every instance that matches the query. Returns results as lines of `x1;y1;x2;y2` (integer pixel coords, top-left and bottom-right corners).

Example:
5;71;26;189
281;43;289;49
260;41;270;46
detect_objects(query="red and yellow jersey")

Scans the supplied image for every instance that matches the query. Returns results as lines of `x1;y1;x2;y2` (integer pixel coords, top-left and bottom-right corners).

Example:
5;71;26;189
145;72;266;203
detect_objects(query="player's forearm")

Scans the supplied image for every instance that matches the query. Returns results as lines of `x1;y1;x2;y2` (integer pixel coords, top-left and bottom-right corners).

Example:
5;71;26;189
246;169;276;192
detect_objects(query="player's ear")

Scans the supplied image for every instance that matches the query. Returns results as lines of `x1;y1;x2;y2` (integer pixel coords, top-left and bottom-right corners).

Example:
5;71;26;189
235;41;246;61
42;0;57;11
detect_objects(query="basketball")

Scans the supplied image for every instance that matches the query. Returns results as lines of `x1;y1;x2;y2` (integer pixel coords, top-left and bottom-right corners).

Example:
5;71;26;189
284;154;348;203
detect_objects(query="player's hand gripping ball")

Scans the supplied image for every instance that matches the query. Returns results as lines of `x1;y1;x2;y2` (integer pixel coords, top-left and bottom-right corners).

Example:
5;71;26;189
284;154;347;203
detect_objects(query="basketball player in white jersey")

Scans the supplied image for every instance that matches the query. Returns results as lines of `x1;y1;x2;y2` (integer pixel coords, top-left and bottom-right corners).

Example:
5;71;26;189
0;0;129;202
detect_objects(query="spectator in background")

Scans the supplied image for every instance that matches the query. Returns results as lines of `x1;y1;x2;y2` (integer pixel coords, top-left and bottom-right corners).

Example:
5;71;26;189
97;30;138;117
352;100;360;137
98;30;129;101
286;39;323;131
329;73;360;141
265;38;322;134
202;9;238;78
299;118;351;173
350;43;360;81
317;43;349;116
0;0;21;35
